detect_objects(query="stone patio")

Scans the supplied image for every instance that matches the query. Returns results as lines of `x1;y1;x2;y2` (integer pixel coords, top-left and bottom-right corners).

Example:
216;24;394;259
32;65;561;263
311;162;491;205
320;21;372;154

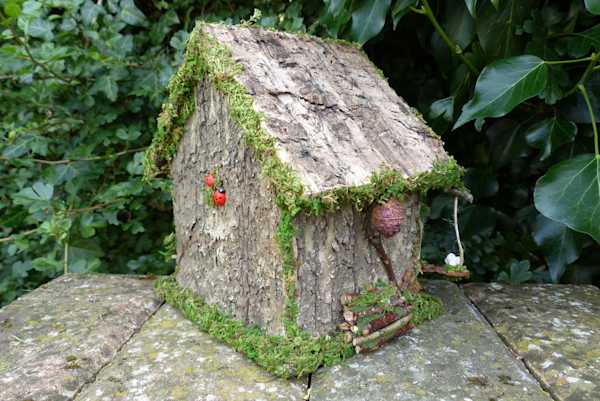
1;274;598;401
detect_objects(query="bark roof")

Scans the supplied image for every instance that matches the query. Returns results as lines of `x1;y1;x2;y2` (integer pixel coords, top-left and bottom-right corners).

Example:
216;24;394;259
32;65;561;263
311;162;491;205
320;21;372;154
201;24;450;196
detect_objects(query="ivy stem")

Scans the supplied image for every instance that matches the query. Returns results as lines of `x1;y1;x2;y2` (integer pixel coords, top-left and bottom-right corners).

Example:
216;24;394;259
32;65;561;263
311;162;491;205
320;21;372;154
565;52;599;97
544;56;593;65
578;84;599;158
63;241;69;275
419;0;479;75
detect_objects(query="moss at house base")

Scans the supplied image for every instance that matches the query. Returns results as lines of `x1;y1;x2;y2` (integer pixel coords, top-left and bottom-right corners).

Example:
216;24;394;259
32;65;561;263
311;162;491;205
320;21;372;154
154;276;444;378
154;276;353;379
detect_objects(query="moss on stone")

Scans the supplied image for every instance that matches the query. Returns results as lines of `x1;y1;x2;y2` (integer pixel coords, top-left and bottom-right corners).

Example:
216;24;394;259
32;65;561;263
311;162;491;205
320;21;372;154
402;290;443;326
154;276;353;379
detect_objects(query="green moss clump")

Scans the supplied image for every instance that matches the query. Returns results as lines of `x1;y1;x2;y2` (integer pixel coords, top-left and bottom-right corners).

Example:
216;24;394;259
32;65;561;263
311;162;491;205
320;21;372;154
402;291;443;326
346;281;443;327
445;263;469;272
154;276;353;379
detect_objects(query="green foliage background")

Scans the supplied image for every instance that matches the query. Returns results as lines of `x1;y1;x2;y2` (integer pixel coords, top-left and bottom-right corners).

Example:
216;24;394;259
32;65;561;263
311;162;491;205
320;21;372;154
1;0;600;306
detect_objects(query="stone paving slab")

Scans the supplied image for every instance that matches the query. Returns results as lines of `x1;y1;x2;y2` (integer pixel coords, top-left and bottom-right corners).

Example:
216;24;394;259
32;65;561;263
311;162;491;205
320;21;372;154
310;280;553;401
74;304;307;401
0;273;162;401
464;283;600;401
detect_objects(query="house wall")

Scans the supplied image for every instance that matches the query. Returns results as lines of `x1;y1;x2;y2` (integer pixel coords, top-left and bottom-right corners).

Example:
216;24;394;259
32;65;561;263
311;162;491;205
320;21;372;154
294;196;422;336
172;79;286;335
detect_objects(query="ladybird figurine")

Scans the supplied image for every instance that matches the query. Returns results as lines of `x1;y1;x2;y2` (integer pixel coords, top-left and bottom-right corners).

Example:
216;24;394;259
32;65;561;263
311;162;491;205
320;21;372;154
213;187;227;207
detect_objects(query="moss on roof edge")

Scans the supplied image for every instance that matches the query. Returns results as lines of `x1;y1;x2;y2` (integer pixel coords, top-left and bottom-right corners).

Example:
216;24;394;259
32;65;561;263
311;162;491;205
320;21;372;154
143;21;465;216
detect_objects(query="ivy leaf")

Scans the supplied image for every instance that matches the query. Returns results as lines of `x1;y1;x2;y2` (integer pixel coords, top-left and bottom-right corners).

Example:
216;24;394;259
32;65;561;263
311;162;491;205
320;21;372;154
428;96;454;133
525;117;577;160
118;0;148;27
454;55;549;129
498;260;533;284
585;0;600;15
465;0;477;17
320;0;352;37
15;181;54;202
349;0;391;45
149;10;178;44
2;135;34;158
80;0;104;26
12;261;33;279
3;0;22;18
19;17;54;40
49;164;79;185
392;0;417;29
464;168;499;198
569;24;600;55
476;0;529;60
534;154;600;243
32;256;62;273
92;74;118;101
445;0;475;50
486;118;529;168
532;215;584;283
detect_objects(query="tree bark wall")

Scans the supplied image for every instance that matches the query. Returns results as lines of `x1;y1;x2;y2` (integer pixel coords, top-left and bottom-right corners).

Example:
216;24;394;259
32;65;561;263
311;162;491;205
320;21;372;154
172;79;286;335
294;196;422;336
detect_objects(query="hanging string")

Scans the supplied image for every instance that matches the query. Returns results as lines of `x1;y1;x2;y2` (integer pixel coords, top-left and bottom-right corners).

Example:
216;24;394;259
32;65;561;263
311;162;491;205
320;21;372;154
453;196;464;265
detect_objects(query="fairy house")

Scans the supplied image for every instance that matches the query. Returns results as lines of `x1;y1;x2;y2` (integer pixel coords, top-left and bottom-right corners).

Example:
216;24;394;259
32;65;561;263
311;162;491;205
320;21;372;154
146;22;463;339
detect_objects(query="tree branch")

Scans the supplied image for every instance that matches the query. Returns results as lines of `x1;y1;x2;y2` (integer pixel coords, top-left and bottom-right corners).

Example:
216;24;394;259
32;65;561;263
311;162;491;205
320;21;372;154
0;228;39;243
0;147;147;165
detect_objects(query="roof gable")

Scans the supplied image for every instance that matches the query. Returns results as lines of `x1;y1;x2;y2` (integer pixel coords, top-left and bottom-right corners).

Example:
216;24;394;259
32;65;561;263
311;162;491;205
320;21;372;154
203;24;449;195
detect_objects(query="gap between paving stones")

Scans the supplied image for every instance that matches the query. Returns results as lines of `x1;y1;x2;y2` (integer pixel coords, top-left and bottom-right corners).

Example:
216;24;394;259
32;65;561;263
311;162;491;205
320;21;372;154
461;286;561;401
69;299;165;400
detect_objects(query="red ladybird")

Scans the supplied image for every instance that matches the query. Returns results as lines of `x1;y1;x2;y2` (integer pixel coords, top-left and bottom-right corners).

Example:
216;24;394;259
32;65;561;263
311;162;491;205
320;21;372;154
213;187;227;207
204;172;215;188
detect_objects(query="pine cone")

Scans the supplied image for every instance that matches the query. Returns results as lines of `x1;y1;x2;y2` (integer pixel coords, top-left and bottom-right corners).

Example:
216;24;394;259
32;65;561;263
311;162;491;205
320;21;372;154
370;199;405;238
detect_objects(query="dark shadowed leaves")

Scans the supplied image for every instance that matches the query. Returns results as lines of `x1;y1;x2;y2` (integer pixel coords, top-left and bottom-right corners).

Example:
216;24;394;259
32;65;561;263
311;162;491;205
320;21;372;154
525;117;577;160
350;0;391;45
392;0;417;29
476;0;530;60
464;0;477;17
498;260;533;284
464;168;499;198
320;0;352;37
486;119;530;168
533;215;584;282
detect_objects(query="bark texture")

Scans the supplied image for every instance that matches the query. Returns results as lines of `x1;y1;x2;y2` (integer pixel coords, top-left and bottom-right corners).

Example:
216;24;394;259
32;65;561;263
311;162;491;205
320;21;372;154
202;24;449;195
173;24;434;337
173;80;286;334
294;195;422;335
